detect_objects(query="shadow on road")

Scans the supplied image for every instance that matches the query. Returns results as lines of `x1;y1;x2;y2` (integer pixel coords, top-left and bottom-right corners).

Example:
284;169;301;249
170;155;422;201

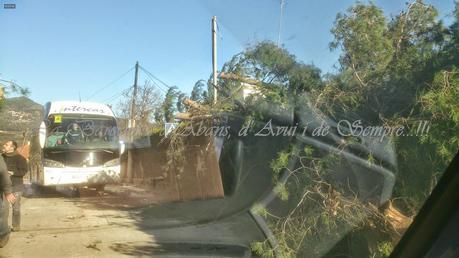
23;183;79;198
109;242;250;257
23;183;107;198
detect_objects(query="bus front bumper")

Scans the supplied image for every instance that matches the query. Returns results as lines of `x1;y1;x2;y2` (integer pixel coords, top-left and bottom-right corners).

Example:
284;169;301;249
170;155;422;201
43;165;121;186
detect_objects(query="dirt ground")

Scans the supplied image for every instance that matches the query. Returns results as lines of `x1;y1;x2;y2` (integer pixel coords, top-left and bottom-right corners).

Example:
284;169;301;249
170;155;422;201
0;184;264;258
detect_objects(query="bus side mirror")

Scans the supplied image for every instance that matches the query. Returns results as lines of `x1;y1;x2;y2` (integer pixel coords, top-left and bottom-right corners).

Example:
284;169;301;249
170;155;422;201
39;122;47;148
119;141;125;155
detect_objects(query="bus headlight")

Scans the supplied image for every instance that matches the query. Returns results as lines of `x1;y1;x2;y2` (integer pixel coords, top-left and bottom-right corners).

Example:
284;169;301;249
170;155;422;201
43;159;65;168
104;158;120;167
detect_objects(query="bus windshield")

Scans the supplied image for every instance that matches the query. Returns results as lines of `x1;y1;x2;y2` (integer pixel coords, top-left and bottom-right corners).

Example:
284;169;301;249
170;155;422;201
44;114;119;150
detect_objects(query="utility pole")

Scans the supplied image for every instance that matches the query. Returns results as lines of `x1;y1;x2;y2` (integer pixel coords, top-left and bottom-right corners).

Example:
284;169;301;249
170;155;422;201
212;16;218;105
129;61;139;129
125;61;139;184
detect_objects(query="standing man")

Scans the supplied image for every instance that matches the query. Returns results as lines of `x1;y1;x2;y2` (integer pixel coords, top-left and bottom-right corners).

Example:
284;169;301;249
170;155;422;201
2;140;27;232
0;155;15;247
64;123;85;144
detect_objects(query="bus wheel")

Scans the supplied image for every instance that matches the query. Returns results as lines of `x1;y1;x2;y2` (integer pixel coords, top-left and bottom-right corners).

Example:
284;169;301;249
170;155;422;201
30;183;42;196
70;186;80;198
95;184;105;192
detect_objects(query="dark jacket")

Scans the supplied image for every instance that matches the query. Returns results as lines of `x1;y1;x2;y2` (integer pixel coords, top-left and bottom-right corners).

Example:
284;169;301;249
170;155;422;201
0;157;12;195
65;129;85;144
2;152;27;192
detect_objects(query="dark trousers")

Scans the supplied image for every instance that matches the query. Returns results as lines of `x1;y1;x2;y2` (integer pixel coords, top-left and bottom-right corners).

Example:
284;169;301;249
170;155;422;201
0;194;10;247
11;192;21;230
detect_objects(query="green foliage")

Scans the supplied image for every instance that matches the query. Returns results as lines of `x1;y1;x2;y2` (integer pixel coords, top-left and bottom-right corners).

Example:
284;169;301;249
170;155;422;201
377;241;394;257
330;2;393;76
251;203;269;218
1;81;30;97
420;68;459;160
325;0;444;122
163;86;178;122
259;147;392;257
150;126;164;136
274;183;289;201
0;81;30;112
153;106;164;124
303;146;314;156
441;2;459;68
244;41;296;83
247;1;459;257
270;149;291;179
218;41;323;106
251;241;276;258
175;91;187;113
316;0;454;214
190;80;207;103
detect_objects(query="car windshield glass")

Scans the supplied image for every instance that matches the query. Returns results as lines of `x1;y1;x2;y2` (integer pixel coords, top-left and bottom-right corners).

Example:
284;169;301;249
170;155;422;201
0;1;458;257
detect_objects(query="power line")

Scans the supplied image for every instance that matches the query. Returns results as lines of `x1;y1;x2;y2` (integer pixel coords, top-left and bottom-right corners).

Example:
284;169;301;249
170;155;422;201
277;0;285;47
103;86;133;104
104;87;131;103
105;65;171;105
140;71;167;93
145;78;168;94
138;65;172;92
138;66;188;98
212;16;218;105
216;19;223;40
87;66;135;100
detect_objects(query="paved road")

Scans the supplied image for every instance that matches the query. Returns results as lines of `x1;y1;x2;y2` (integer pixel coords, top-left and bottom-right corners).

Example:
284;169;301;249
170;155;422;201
0;185;264;258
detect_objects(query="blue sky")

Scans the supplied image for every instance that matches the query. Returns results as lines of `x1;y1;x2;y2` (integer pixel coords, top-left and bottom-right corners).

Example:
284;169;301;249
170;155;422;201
0;0;456;105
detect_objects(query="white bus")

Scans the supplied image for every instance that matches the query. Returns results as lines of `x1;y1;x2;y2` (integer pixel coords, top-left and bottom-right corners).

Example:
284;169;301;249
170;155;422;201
29;101;124;190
